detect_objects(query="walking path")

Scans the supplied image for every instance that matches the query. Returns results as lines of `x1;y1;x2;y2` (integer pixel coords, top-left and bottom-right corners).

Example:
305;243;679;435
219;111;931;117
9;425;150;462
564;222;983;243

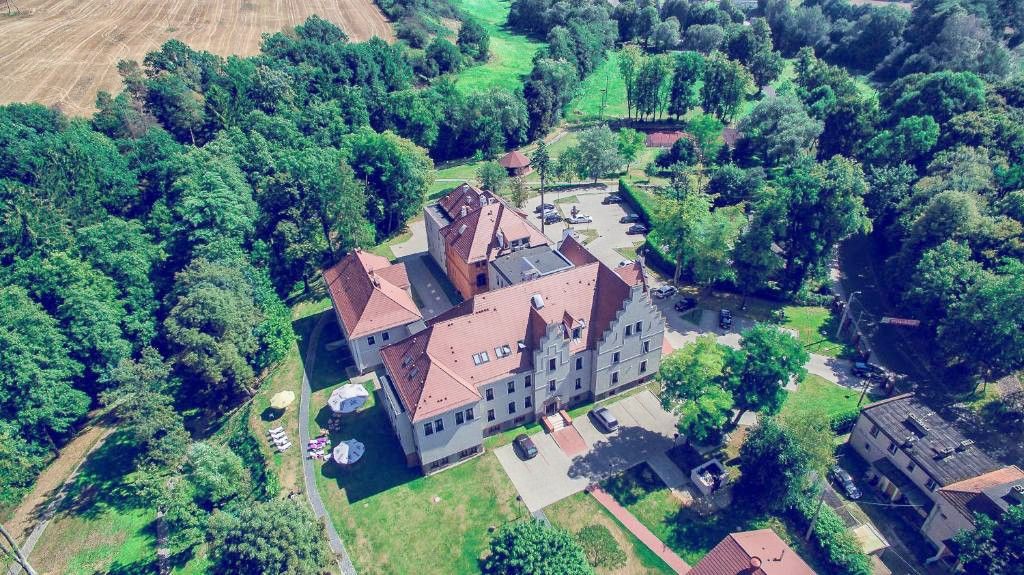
299;312;357;575
588;486;691;575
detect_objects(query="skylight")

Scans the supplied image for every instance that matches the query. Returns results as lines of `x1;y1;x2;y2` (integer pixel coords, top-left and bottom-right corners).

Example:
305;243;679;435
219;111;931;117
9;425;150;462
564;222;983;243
494;344;512;358
472;351;491;365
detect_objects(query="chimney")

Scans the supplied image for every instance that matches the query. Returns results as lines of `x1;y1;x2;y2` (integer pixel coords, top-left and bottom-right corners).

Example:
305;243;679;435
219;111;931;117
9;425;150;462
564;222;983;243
461;205;469;218
531;294;545;310
744;556;762;574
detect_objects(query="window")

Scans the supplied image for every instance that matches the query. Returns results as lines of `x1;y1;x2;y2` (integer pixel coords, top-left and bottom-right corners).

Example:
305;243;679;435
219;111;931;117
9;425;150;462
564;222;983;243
525;396;532;408
548;379;556;391
476;273;487;287
625;324;633;337
613;352;620;364
548;358;556;371
634;321;642;333
572;327;582;339
424;422;433;436
507;381;515;394
508;402;516;414
487;409;495;422
611;371;619;385
494;344;512;358
888;441;898;455
486;388;494;401
640;360;648;374
906;461;916;473
642;340;650;353
472;351;490;365
459;447;478;459
869;424;880;438
382;331;390;342
864;442;871;451
525;375;532;387
926;478;938;491
456;411;464;425
575;357;583;370
367;335;376;346
466;408;475;421
575;378;582;390
434;418;444;432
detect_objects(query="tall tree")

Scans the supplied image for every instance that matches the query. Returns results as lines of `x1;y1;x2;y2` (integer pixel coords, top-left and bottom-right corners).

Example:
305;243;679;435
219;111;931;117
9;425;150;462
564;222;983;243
729;324;808;418
617;128;646;172
209;499;329;575
736;418;812;512
953;504;1024;575
477;160;509;195
575;125;622;182
736;95;823;167
668;51;705;119
483;521;594;575
619;46;644;120
700;51;753;121
659;336;735;444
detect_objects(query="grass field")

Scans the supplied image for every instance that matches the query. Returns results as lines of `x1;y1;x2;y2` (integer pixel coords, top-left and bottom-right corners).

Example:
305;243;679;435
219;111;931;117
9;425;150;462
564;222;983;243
452;0;543;94
568;50;629;121
546;491;676;575
0;0;392;115
782;374;874;424
779;306;854;358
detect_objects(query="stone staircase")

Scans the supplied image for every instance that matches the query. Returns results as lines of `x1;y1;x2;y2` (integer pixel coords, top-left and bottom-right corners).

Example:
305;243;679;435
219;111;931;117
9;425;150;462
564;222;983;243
542;410;572;433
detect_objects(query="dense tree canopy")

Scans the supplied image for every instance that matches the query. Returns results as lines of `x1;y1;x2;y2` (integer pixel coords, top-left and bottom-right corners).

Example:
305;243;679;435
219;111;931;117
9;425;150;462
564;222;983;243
483;520;594;575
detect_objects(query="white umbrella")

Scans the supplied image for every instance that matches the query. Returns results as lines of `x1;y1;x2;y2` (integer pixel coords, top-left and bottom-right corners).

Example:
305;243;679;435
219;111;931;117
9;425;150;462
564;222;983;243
270;390;295;409
332;439;366;465
328;384;369;414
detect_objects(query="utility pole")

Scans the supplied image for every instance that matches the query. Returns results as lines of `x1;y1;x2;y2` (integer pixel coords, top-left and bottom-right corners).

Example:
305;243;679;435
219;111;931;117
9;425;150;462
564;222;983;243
804;477;828;541
835;291;860;339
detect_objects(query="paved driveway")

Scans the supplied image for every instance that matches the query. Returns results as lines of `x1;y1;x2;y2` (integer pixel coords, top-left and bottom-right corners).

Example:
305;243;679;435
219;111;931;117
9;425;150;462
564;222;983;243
495;390;681;512
524;187;640;269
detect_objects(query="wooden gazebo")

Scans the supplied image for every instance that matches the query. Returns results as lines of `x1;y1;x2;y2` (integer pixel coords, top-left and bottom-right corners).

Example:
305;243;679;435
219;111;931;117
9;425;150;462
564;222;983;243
499;150;532;176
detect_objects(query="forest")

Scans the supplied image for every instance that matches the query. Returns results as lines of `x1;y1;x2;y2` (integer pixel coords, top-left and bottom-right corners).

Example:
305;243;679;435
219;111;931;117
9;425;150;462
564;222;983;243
0;0;1022;571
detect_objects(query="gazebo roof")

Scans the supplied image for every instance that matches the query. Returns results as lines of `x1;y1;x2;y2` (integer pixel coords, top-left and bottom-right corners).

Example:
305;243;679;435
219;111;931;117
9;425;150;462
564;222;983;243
499;150;531;169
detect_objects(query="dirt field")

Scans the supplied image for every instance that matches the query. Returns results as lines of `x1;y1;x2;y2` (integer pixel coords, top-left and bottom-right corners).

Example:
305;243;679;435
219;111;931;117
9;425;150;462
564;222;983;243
0;0;393;115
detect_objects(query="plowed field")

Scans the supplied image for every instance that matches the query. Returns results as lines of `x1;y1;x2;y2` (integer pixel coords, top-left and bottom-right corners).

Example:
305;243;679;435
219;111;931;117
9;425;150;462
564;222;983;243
0;0;392;115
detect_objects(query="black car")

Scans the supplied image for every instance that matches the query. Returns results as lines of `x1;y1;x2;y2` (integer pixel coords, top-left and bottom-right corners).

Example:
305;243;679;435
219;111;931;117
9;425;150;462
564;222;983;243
851;362;886;380
543;212;563;224
674;297;698;312
626;223;648;235
719;309;733;329
589;406;619;433
829;465;862;500
602;194;623;204
513;434;538;460
534;202;555;213
620;213;641;224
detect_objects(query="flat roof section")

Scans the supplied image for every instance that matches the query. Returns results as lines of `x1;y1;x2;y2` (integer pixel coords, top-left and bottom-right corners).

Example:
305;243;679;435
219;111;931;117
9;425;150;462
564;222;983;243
490;245;574;286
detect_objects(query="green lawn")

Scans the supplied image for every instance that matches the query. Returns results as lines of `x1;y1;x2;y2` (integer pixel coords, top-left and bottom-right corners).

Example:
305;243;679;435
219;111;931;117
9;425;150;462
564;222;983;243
305;316;524;575
546;491;676;575
782;374;874;424
568;50;629;121
779;305;854;358
452;0;544;94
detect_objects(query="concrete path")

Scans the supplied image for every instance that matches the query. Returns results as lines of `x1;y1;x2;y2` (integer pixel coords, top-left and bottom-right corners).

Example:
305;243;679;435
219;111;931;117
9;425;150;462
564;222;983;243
589;486;691;574
299;313;357;575
646;451;688;489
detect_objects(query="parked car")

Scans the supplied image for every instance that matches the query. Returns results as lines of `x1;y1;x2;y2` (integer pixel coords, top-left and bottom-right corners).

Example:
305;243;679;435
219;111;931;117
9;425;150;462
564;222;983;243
626;224;648;235
534;203;555;213
674;297;698;312
829;465;862;500
602;194;623;204
620;213;641;224
589;406;619;433
719;309;733;329
652;285;677;299
851;362;886;380
513;434;538;460
566;214;593;224
618;260;633;267
543;212;563;224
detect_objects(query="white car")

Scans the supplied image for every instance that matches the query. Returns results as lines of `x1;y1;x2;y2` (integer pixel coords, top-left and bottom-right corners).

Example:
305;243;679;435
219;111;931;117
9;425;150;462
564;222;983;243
651;285;677;299
566;214;593;224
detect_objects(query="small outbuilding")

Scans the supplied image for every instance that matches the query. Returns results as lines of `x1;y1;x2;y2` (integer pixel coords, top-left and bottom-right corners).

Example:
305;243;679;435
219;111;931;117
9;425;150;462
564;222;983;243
499;150;532;176
645;131;687;148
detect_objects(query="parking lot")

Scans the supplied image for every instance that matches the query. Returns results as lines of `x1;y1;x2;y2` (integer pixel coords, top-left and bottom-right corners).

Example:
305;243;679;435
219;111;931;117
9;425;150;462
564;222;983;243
494;390;681;512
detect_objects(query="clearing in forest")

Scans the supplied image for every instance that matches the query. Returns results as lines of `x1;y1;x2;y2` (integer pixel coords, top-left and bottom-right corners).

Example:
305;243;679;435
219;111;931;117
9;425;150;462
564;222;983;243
0;0;393;115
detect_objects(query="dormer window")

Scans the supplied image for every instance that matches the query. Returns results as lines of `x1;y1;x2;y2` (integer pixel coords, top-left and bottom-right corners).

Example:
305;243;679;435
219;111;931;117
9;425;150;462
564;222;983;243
472;351;490;365
572;326;582;340
495;344;512;358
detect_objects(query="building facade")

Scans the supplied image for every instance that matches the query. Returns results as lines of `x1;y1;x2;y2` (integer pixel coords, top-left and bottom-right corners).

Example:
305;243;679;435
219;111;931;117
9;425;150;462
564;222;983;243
378;237;665;474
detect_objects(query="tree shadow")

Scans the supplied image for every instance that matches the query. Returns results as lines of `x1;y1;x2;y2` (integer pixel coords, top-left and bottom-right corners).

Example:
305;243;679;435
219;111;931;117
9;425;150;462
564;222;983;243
58;430;146;519
313;390;417;503
260;406;284;421
566;425;678;486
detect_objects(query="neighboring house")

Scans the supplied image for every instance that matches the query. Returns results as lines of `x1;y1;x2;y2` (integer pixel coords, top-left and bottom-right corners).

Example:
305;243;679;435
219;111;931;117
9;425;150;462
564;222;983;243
322;249;425;373
425;182;552;300
922;465;1024;565
498;149;532;176
377;236;664;474
849;394;1015;564
689;529;816;575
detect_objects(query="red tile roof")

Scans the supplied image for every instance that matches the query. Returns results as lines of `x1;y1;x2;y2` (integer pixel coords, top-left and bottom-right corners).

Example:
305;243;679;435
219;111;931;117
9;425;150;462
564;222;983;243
613;260;647;288
645;131;688;147
322;250;422;339
499;150;531;169
557;234;598;267
380;253;635;421
690;530;816;575
939;465;1024;520
440;197;549;263
437;182;496;219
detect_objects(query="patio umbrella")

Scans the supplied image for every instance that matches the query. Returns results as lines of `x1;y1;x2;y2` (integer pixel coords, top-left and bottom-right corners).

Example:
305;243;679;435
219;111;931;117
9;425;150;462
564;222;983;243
270;390;295;410
328;384;369;414
332;439;366;465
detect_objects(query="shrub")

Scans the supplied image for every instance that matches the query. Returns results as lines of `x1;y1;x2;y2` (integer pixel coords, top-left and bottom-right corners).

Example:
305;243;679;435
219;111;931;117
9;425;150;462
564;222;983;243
790;496;872;575
577;525;627;569
830;410;860;434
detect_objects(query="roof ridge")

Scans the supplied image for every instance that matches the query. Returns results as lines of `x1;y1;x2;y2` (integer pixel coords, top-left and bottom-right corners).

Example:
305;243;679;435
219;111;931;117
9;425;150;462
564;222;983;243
860;392;916;411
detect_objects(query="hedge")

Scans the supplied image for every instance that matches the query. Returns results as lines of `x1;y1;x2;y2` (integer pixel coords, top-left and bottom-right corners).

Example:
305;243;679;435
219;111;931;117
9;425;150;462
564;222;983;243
617;178;656;224
790;495;872;575
618;179;676;277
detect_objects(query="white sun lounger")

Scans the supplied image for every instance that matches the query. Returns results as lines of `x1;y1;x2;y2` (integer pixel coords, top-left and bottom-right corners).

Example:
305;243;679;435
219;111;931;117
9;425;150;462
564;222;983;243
278;442;292;451
268;426;285;435
274;434;290;444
